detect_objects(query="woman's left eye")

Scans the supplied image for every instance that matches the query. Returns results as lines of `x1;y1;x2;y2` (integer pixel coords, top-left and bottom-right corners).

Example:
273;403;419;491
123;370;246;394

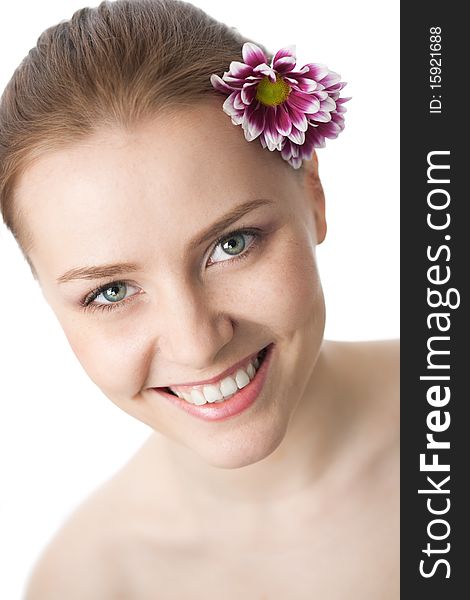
208;231;258;265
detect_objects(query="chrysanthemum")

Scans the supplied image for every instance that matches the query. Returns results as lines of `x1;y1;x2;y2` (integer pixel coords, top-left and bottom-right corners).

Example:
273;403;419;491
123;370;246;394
210;43;350;169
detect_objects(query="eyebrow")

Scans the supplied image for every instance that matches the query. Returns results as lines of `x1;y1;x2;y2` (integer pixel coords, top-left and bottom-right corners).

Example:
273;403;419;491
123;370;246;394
191;197;274;248
56;262;141;284
56;198;274;284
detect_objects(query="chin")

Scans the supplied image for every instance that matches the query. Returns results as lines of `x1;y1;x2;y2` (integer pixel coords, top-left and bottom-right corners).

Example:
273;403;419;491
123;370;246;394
190;415;289;470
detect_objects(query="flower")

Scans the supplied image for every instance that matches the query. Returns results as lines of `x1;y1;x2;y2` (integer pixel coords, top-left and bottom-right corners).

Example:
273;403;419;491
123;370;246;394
210;43;351;169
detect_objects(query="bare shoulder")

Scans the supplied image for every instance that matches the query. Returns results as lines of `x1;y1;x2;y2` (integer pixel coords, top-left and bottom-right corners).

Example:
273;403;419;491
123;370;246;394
354;338;400;406
325;338;399;392
331;337;400;366
354;338;398;416
24;484;128;600
323;338;400;438
24;436;172;599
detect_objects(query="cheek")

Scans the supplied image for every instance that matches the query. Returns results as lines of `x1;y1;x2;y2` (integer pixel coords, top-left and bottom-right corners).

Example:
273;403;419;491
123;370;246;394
226;230;324;336
60;316;149;401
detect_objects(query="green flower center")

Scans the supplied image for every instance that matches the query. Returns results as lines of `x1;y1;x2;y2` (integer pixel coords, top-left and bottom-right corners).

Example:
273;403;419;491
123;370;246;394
255;75;291;107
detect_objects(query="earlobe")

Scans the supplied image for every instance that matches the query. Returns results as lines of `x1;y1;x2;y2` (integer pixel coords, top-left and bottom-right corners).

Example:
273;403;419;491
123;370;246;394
305;151;327;245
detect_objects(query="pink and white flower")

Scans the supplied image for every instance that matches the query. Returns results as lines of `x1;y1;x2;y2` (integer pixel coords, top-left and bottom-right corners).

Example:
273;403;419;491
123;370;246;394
210;43;350;169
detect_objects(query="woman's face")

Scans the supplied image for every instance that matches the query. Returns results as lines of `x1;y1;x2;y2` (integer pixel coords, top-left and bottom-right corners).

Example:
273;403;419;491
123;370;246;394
15;101;326;469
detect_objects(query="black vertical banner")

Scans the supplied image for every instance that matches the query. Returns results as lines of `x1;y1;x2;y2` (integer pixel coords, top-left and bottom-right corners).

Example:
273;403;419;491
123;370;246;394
401;2;467;598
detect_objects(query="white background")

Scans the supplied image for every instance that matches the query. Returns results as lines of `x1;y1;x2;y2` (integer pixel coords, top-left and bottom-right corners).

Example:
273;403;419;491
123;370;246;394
0;1;399;597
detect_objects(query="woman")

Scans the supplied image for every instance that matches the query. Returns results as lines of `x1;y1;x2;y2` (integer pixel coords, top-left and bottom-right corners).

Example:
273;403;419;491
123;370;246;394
0;0;399;597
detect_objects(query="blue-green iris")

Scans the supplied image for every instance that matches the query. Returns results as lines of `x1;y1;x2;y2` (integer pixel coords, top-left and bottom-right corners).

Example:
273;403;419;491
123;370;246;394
102;283;127;303
222;233;246;255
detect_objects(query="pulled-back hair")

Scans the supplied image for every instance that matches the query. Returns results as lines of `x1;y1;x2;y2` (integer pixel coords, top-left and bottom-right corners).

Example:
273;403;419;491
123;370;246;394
0;0;262;261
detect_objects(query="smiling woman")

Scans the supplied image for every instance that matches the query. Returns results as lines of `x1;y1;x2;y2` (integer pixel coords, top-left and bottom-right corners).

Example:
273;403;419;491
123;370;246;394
0;1;399;598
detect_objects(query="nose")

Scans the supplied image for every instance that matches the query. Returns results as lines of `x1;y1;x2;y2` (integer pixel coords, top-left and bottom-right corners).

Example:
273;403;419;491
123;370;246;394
157;281;234;371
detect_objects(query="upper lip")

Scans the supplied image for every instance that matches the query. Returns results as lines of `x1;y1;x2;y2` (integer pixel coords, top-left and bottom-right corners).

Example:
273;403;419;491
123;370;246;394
156;346;267;389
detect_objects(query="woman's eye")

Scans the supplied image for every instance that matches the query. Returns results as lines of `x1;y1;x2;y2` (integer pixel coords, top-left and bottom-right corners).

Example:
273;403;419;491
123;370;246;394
209;231;257;264
96;282;129;304
83;281;140;310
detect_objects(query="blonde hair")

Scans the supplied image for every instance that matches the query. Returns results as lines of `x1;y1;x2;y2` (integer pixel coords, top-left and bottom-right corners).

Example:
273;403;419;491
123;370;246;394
0;0;262;271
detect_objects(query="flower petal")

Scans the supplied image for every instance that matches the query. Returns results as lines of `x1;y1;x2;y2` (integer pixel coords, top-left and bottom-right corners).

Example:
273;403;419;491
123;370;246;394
330;112;346;129
273;45;296;66
210;74;235;94
313;91;327;102
228;61;253;79
307;127;327;148
288;156;303;169
222;92;242;117
287;91;320;115
273;55;297;74
320;71;342;88
223;75;255;88
281;143;293;161
286;105;308;132
231;113;244;126
233;93;245;110
241;84;257;105
320;96;336;112
242;103;266;141
253;63;277;81
275;105;292;136
264;109;284;150
295;77;318;93
287;127;305;145
284;66;309;77
319;120;343;139
309;110;332;123
305;63;330;81
284;77;301;86
242;42;267;67
335;97;351;113
291;143;300;158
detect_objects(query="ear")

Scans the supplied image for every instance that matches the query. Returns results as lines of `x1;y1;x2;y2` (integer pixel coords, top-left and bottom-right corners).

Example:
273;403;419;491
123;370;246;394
304;151;327;245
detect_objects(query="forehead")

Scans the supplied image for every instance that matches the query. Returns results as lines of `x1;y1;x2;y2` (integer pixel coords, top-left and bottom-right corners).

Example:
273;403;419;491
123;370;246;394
14;102;298;278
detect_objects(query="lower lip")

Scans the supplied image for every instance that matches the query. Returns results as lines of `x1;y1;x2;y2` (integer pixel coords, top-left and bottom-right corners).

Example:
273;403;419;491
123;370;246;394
151;343;275;422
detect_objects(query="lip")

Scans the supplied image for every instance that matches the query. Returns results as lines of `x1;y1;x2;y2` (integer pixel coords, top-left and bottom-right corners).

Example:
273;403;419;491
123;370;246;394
150;343;275;422
163;348;262;388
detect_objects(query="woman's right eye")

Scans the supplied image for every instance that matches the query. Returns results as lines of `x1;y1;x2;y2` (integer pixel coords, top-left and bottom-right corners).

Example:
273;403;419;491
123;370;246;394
82;281;141;312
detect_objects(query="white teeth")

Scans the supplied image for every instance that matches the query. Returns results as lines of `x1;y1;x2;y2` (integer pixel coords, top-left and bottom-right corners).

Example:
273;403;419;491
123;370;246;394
220;376;238;397
235;369;250;389
190;389;206;406
168;353;263;406
203;384;223;403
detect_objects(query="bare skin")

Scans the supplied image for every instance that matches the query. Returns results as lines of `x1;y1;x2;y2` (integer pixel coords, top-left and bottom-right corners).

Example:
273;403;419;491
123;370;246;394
14;102;398;598
24;339;399;600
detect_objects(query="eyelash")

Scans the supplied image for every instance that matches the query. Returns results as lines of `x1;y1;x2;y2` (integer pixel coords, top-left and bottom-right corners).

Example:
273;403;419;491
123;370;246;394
80;227;263;314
